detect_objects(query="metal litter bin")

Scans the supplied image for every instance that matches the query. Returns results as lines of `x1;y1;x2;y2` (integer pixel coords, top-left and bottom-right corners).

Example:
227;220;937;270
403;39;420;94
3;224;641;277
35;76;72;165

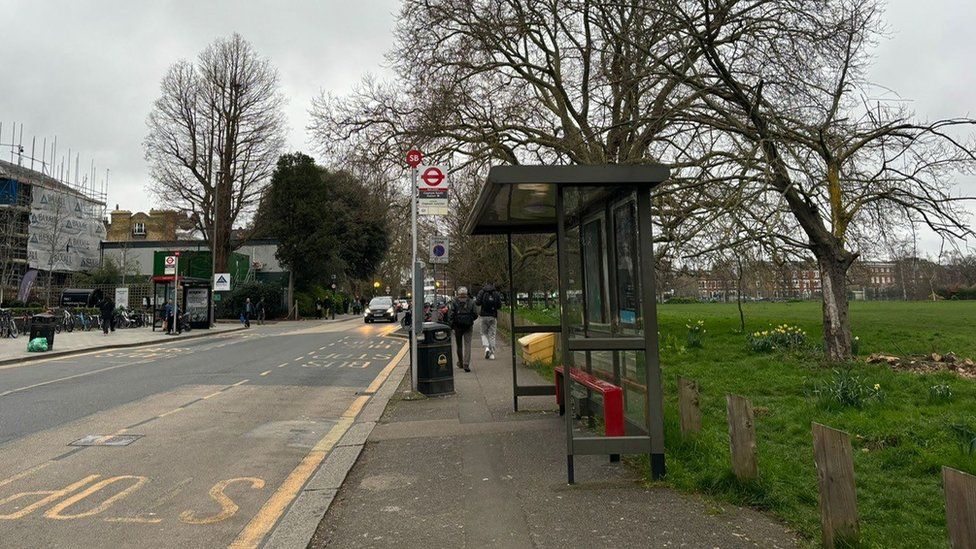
30;313;57;350
416;322;454;396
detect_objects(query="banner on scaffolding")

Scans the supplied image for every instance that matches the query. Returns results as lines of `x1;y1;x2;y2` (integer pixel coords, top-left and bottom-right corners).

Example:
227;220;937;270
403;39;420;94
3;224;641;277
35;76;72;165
27;187;106;272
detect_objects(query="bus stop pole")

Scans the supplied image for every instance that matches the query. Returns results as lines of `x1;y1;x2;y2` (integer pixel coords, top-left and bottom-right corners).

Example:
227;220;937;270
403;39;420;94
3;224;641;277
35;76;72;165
410;167;420;392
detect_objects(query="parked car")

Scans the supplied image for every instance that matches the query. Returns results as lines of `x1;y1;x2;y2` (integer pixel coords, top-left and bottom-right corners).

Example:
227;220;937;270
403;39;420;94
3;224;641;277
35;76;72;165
364;296;398;323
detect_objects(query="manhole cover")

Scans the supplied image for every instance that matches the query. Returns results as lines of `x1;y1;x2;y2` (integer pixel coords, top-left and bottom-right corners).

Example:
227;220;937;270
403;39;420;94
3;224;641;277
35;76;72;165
69;434;144;447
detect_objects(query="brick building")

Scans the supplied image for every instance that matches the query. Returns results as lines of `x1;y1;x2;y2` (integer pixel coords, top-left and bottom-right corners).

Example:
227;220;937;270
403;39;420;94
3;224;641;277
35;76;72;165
105;207;191;242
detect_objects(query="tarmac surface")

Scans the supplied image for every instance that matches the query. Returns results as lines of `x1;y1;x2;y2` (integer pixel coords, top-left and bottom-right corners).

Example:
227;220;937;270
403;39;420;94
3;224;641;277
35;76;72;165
311;328;800;548
0;316;406;548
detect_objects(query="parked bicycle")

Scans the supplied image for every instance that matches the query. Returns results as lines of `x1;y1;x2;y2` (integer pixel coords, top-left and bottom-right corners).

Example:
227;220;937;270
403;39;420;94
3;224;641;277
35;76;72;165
0;309;18;339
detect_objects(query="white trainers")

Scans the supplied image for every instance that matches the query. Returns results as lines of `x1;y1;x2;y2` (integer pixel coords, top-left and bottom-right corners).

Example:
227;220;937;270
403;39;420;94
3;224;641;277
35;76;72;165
488;351;495;360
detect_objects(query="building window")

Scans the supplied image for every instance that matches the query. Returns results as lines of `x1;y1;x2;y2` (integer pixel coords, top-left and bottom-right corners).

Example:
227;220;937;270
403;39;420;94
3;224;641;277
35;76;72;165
133;222;146;236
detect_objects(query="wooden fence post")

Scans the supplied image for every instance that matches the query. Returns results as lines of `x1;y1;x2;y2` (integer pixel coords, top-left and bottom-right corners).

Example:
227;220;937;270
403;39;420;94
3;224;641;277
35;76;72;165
726;394;757;481
678;377;701;437
812;423;860;548
943;466;976;548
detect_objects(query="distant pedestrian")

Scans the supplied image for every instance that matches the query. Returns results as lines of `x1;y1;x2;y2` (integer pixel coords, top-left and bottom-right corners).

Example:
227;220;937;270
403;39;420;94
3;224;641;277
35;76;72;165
448;287;478;372
257;298;266;325
243;298;253;328
315;299;323;319
476;283;502;359
163;298;174;334
99;296;115;335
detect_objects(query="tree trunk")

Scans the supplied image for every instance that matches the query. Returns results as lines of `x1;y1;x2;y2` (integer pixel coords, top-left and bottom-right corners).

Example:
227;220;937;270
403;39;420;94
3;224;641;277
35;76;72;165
287;270;295;320
817;251;854;361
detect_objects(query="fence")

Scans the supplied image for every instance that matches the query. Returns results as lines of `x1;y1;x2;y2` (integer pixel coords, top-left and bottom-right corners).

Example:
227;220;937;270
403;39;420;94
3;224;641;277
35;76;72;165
677;377;976;548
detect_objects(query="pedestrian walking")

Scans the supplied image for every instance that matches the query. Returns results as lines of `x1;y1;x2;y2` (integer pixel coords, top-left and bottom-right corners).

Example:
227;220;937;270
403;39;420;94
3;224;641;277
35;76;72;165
448;287;478;372
257;298;266;325
99;296;115;335
476;283;502;359
315;299;323;319
243;297;253;328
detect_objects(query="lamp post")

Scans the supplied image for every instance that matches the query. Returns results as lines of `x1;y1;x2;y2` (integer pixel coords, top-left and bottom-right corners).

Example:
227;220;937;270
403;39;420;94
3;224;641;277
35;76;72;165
210;170;223;327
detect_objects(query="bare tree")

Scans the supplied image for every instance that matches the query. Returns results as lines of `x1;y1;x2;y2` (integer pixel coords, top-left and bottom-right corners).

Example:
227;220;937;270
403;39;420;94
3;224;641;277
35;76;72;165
0;208;21;304
659;0;976;360
40;193;69;307
145;33;286;271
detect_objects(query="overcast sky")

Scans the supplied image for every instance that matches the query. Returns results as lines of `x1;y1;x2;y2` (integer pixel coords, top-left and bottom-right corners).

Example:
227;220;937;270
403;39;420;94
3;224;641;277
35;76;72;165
0;0;973;253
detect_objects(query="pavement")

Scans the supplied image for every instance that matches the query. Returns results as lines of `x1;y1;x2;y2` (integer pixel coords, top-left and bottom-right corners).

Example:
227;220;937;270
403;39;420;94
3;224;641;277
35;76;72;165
0;314;409;548
309;323;800;548
0;321;245;366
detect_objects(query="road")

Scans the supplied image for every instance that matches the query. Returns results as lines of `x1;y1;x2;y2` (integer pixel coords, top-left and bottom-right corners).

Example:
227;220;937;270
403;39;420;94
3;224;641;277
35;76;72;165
0;318;405;548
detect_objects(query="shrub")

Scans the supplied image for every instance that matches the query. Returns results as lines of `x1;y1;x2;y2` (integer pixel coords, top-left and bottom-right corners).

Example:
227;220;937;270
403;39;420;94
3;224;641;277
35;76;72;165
685;319;705;348
748;324;807;353
814;369;885;408
665;296;699;304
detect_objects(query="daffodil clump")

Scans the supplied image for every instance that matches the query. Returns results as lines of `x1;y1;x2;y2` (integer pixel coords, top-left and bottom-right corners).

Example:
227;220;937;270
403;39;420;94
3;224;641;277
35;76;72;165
815;369;885;408
685;319;706;348
748;324;807;353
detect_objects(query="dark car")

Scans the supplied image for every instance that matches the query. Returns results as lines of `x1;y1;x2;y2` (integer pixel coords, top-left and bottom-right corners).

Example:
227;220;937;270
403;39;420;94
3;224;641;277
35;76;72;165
364;296;398;323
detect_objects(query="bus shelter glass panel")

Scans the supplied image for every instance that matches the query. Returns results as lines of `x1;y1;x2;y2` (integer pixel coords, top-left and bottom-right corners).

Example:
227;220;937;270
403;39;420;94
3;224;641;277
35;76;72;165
561;186;652;442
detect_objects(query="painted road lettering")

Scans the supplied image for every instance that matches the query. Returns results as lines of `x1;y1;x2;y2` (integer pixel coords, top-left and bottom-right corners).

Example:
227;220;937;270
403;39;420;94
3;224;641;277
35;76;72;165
0;474;263;524
180;477;265;525
45;475;148;520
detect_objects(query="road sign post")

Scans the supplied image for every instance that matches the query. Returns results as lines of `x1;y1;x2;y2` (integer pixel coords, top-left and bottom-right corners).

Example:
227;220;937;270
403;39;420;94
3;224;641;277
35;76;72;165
408;151;423;393
173;252;180;334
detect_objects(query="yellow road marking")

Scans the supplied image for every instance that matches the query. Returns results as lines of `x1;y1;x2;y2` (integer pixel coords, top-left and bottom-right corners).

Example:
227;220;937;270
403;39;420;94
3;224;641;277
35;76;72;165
202;390;223;400
231;379;249;387
45;475;148;520
158;408;182;418
277;362;288;368
180;477;265;525
293;357;303;362
360;361;370;369
229;341;406;549
365;343;409;394
104;516;163;524
259;370;271;377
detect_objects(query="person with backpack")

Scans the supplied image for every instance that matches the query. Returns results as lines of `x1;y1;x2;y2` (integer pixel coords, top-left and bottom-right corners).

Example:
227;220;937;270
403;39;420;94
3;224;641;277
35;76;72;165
448;287;478;372
476;283;502;359
98;296;115;336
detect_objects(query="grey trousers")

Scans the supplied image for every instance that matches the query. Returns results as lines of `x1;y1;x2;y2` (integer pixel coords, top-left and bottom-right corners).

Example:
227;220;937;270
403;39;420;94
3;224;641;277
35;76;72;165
454;327;473;368
480;316;497;354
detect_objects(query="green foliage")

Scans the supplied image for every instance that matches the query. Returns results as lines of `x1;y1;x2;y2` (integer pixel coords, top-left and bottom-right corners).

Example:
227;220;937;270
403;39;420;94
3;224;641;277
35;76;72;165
685;319;705;348
256;153;389;290
215;281;284;319
665;296;700;304
73;257;126;285
929;383;953;403
813;369;885;409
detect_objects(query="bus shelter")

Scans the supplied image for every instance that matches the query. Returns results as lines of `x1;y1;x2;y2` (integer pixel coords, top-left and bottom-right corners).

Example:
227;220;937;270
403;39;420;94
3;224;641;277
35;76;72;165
464;165;670;482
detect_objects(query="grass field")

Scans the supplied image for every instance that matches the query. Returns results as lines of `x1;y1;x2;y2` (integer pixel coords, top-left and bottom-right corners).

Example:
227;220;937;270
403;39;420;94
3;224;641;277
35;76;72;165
510;301;976;548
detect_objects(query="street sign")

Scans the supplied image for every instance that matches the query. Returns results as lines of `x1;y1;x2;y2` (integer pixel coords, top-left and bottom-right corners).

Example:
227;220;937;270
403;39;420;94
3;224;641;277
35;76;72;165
115;287;129;307
406;149;423;168
164;255;177;275
213;273;231;291
430;236;449;264
418;165;449;216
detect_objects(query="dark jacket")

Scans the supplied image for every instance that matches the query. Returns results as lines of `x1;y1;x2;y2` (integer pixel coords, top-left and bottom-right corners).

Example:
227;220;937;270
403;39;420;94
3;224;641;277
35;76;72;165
449;296;478;330
99;299;115;317
476;285;502;317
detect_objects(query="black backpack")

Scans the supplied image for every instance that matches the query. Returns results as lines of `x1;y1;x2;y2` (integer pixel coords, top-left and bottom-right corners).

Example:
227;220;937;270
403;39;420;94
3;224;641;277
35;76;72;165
452;299;477;328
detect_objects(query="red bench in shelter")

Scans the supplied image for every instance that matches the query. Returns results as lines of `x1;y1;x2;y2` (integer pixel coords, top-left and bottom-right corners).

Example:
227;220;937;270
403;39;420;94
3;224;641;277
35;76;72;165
554;366;625;437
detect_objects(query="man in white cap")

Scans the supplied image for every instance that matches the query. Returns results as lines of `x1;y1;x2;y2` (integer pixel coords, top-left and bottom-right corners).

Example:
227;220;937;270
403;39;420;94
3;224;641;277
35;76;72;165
448;286;479;372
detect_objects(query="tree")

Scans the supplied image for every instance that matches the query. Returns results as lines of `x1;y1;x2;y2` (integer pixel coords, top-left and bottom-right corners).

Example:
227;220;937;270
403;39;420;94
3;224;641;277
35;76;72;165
145;33;286;272
257;153;390;292
308;0;722;288
659;0;976;360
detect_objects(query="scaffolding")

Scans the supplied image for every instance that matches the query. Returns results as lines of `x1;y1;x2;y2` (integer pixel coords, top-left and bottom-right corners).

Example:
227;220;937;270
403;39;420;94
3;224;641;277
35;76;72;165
0;122;110;304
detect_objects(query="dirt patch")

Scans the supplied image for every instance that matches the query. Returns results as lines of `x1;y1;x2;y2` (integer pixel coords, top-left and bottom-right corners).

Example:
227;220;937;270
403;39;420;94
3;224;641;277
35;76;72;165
867;352;976;379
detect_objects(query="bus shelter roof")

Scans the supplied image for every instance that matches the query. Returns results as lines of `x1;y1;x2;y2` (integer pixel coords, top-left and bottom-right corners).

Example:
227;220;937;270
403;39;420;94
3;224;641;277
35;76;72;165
463;164;670;236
